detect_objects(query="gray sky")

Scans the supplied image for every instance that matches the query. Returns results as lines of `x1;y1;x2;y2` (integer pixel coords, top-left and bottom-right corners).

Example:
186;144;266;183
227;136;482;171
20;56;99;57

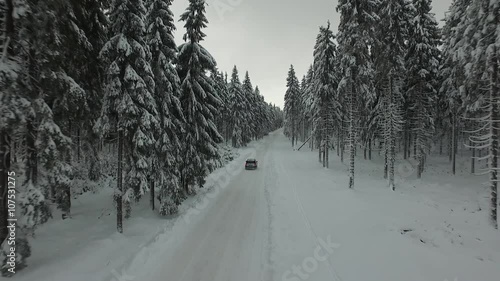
171;0;452;108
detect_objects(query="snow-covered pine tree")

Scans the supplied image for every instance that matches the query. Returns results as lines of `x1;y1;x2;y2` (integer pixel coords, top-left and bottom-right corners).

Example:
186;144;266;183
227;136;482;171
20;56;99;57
1;0;19;263
284;65;301;147
228;66;245;147
461;0;500;229
242;71;256;143
260;92;282;136
0;0;55;274
262;92;276;136
272;104;284;130
213;71;231;142
302;65;316;150
69;0;109;181
312;22;339;169
405;0;440;178
336;0;378;188
96;0;157;231
20;0;94;220
254;86;267;138
298;75;308;143
20;0;109;220
1;0;18;246
375;0;413;190
177;0;223;195
146;0;185;215
439;0;470;175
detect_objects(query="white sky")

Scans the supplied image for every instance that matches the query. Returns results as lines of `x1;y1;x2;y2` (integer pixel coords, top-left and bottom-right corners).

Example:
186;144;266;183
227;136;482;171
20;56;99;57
170;0;452;108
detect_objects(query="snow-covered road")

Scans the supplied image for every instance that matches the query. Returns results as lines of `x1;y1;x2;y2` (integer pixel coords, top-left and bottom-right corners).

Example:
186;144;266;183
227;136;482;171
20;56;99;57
140;133;277;281
137;130;500;281
13;130;500;281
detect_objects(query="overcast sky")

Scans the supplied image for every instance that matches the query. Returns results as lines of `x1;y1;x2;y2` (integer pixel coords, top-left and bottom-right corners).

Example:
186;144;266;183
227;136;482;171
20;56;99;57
170;0;452;108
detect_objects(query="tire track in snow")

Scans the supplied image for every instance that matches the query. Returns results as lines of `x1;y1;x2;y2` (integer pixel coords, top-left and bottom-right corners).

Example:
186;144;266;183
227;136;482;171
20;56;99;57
263;142;277;281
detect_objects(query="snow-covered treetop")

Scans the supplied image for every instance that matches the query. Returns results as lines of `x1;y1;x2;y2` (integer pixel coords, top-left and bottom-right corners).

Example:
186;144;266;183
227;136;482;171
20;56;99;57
180;0;208;43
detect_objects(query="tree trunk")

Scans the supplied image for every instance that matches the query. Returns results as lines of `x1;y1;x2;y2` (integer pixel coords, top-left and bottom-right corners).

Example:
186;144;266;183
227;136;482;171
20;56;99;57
387;76;393;187
364;142;367;160
340;125;344;163
311;129;314;151
489;47;498;229
318;140;322;162
408;133;412;159
117;130;124;233
439;136;443;155
413;132;417;159
368;138;372;160
403;128;408;159
348;75;356;189
452;116;457;175
302;118;306;142
417;148;423;179
77;127;81;162
322;138;326;167
449;131;453;162
326;139;329;169
337;133;340;157
384;141;389;180
390;132;396;191
0;131;11;243
471;145;475;175
150;178;155;211
26;121;38;186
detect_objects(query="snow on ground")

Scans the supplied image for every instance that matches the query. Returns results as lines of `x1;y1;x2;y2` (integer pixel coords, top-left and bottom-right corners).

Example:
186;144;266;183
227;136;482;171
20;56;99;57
271;135;500;281
11;130;500;281
11;140;264;281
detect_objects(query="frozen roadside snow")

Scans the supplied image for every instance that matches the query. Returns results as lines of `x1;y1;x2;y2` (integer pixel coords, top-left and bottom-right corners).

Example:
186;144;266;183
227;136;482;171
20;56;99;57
11;139;265;281
270;134;500;281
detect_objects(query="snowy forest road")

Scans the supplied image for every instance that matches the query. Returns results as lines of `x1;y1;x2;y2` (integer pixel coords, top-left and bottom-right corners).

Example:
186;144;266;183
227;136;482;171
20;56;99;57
141;132;279;281
138;130;345;281
13;131;500;281
139;129;500;281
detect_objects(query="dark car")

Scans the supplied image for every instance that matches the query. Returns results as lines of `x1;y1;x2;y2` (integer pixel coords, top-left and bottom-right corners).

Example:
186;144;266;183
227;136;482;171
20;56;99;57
245;158;258;170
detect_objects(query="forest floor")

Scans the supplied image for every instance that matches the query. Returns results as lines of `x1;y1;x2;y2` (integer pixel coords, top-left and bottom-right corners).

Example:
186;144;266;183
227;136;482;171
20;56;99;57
13;130;500;281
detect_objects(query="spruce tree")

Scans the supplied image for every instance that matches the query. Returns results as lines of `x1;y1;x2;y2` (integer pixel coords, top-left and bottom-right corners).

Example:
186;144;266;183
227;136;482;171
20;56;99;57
405;0;440;178
228;66;245;147
303;65;315;148
70;0;109;181
213;71;230;142
284;65;301;147
242;71;256;143
337;0;379;188
376;0;413;190
96;0;157;231
312;22;339;168
461;0;500;229
177;0;223;195
146;0;185;215
0;0;57;274
439;0;470;175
